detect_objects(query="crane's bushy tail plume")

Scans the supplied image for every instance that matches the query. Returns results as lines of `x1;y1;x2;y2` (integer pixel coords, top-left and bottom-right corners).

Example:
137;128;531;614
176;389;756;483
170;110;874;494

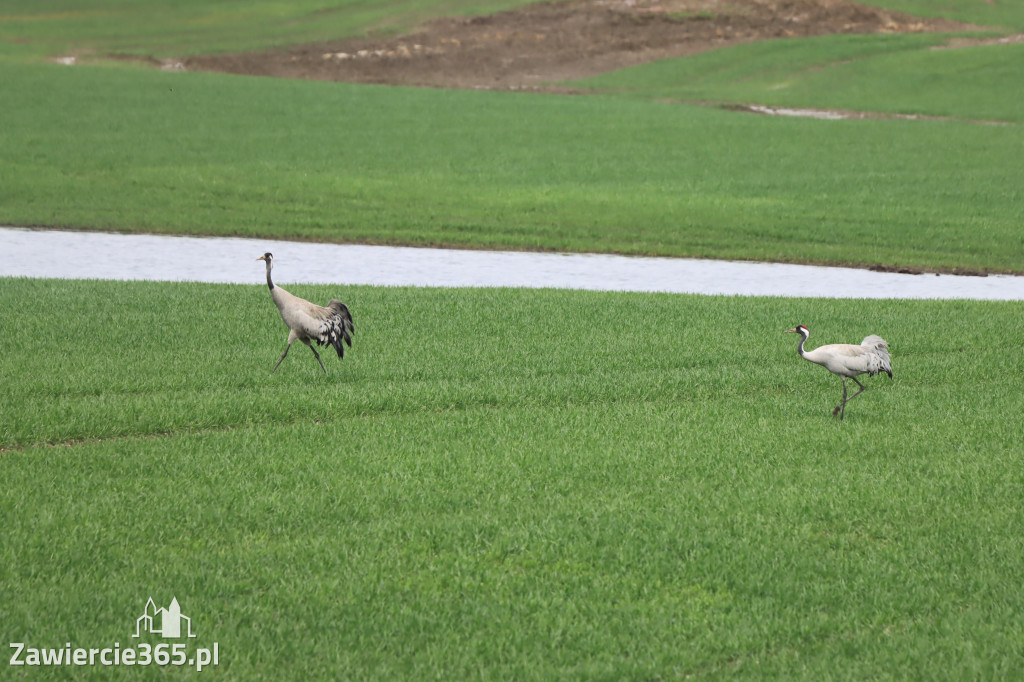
317;300;354;358
860;335;892;378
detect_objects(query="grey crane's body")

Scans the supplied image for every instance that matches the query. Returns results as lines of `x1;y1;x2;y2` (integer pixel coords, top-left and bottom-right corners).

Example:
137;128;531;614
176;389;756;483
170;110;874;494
785;325;891;420
257;253;353;373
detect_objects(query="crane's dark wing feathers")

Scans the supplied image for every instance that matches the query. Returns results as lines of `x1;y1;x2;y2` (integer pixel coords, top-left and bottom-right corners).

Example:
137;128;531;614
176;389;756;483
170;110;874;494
315;300;354;358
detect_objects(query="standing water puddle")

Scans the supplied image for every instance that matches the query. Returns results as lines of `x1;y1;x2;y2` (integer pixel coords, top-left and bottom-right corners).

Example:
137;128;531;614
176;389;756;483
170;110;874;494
2;227;1021;300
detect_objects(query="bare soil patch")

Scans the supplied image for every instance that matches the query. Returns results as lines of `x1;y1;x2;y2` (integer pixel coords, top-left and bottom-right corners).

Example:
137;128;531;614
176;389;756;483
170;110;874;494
181;0;977;91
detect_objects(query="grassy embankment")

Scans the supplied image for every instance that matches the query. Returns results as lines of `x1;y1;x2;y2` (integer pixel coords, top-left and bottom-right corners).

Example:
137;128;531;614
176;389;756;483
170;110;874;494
572;32;1024;124
1;278;1023;679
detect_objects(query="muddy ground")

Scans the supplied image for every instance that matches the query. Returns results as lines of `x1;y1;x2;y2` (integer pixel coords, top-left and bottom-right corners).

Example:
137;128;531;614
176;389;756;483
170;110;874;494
182;0;977;91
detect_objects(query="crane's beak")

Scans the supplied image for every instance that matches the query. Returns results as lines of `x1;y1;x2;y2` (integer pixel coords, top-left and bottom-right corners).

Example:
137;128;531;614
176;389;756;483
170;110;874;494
256;255;266;262
783;327;799;333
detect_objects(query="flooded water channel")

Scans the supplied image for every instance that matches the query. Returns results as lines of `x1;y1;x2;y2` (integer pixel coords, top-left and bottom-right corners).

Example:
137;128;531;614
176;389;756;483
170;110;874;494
3;227;1022;300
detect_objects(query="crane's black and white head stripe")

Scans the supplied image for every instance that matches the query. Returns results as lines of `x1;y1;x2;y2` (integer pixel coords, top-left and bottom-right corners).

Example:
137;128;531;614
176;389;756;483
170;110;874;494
784;324;809;338
256;252;274;264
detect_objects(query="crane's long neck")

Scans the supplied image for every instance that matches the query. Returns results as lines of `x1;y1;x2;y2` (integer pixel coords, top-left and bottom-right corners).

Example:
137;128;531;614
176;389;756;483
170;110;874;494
265;260;275;291
796;330;810;358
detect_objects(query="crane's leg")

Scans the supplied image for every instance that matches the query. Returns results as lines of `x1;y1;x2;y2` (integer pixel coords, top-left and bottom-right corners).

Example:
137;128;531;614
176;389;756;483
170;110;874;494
303;339;327;374
833;376;867;420
833;377;848;419
272;341;292;373
844;377;867;410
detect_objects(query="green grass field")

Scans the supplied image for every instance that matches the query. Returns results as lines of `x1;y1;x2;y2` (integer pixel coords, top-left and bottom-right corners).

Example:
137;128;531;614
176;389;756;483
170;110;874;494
860;0;1024;30
2;61;1022;273
3;0;1024;678
0;0;546;60
1;1;1023;272
573;33;1024;124
2;278;1023;679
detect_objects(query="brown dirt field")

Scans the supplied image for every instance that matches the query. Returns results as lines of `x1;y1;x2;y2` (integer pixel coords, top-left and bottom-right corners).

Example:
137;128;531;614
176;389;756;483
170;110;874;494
181;0;978;91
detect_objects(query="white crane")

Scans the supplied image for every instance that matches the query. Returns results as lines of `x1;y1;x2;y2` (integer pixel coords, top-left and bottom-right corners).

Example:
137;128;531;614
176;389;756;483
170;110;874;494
257;252;353;373
784;325;892;420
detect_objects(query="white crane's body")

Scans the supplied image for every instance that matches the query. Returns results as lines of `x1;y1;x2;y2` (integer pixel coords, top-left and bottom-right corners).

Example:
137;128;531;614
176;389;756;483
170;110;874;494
785;325;891;420
257;253;353;373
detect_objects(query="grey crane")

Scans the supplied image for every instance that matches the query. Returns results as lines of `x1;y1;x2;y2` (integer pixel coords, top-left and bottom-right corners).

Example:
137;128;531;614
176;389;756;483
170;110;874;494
784;324;892;420
257;252;353;373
